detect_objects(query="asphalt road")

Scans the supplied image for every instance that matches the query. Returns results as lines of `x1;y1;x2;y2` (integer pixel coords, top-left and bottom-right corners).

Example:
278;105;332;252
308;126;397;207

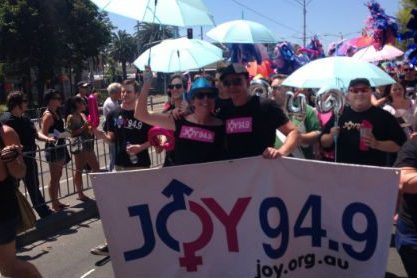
18;218;113;278
19;219;408;278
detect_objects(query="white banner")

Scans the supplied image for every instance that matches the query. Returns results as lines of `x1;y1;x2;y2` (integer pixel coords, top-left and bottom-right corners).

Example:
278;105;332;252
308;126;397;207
91;157;399;278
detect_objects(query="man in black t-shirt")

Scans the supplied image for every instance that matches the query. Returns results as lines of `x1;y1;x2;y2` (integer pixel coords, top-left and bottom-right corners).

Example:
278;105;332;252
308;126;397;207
217;63;299;159
94;79;151;170
393;140;417;277
91;79;152;256
321;78;406;166
4;92;55;218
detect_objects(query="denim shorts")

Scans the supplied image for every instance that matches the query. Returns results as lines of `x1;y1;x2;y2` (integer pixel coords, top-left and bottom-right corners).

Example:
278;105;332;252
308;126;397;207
0;217;17;245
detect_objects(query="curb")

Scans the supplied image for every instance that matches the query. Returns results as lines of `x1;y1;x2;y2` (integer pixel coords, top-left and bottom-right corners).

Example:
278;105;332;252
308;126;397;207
16;190;99;248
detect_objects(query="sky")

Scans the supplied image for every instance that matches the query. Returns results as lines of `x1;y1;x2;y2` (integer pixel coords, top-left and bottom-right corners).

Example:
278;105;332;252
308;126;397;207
106;0;400;51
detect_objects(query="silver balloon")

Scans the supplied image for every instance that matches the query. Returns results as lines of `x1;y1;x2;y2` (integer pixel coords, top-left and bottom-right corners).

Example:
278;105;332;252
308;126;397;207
315;87;345;115
249;79;271;98
285;91;307;121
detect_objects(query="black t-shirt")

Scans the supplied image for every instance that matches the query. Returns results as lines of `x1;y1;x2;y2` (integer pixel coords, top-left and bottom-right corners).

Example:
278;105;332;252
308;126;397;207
4;114;37;152
394;139;417;231
218;95;289;159
107;108;152;168
173;118;225;165
215;98;233;116
322;106;406;166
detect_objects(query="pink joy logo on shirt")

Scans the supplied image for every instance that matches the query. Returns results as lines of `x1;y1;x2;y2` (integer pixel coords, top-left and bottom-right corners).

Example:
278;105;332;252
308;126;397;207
226;117;253;134
179;126;215;143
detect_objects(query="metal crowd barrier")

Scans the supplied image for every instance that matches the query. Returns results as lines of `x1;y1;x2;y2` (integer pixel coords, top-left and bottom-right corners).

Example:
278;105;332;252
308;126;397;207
17;95;168;214
19;136;165;213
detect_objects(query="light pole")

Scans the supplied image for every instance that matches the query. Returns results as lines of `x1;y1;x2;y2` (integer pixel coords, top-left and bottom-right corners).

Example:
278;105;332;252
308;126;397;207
292;0;312;47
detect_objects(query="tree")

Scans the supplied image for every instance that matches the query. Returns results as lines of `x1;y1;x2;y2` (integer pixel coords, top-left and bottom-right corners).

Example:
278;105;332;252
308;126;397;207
0;0;112;105
134;23;177;93
109;30;137;80
134;23;177;55
397;0;416;27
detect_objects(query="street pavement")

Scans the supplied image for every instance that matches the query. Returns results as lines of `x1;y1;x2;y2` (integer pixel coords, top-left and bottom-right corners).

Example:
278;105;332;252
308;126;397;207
18;216;408;277
18;218;113;278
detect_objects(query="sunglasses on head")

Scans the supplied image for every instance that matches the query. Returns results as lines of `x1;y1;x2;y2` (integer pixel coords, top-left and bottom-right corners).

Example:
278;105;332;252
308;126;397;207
222;78;243;87
168;84;183;90
193;91;217;100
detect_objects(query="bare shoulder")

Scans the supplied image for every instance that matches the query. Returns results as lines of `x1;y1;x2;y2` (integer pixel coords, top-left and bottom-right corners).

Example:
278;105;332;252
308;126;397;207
2;124;20;145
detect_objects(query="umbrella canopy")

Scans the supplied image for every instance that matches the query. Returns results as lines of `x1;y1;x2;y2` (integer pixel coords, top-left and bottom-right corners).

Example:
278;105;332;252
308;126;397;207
353;44;404;62
282;56;396;89
206;20;277;43
134;37;223;73
90;0;214;26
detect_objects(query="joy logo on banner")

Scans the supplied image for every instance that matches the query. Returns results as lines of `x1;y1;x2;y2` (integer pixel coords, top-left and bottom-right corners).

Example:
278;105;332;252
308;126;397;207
123;179;251;272
123;179;379;273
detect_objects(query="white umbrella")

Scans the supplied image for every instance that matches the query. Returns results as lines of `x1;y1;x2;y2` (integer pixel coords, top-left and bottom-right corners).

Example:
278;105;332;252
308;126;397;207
353;44;404;62
206;19;277;43
282;56;396;89
90;0;214;26
134;37;223;73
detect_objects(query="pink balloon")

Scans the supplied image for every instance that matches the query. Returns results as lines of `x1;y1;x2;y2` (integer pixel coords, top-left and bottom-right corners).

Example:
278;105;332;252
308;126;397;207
148;127;175;151
87;94;99;128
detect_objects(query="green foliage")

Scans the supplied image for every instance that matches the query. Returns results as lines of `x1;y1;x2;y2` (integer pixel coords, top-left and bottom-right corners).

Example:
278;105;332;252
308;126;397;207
0;0;113;104
109;30;137;79
397;0;416;28
134;22;177;55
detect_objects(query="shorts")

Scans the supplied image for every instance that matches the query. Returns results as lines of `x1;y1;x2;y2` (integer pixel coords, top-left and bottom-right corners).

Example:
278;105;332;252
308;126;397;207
0;217;17;245
45;142;70;164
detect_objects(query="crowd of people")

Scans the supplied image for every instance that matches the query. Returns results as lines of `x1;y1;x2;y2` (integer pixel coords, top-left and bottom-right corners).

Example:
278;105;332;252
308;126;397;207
1;60;417;276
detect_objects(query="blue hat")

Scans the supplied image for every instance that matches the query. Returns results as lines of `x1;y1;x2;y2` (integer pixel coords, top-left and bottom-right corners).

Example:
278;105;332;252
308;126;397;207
186;77;218;101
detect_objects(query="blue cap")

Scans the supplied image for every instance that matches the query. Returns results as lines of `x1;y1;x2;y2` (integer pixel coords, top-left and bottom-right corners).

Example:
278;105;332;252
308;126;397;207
186;77;218;101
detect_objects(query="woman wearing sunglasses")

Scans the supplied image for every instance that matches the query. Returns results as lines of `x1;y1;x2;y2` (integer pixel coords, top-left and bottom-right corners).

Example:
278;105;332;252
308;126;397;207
135;69;225;165
164;74;186;112
40;89;70;211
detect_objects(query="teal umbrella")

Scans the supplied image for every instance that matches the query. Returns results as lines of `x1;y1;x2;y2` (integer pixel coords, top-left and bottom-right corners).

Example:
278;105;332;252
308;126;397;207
134;37;223;73
90;0;214;26
206;19;277;43
282;56;396;89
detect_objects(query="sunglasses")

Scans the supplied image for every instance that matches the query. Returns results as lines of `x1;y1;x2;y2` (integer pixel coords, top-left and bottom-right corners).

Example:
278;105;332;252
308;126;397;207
349;87;370;94
272;86;282;91
168;84;183;90
193;91;217;100
52;97;62;100
22;99;29;103
404;68;413;72
222;78;243;87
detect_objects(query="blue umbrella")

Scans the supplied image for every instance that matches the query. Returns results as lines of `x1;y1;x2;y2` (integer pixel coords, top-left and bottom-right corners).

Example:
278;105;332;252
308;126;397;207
134;37;223;73
90;0;214;26
206;19;277;44
282;56;396;89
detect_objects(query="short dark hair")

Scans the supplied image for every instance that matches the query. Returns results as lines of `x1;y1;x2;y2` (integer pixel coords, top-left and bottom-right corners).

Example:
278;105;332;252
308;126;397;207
348;78;371;88
66;95;85;115
44;89;61;105
122;79;141;93
7;91;25;111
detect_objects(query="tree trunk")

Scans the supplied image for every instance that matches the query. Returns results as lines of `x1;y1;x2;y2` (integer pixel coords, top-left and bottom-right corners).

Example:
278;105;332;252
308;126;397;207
122;60;127;80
